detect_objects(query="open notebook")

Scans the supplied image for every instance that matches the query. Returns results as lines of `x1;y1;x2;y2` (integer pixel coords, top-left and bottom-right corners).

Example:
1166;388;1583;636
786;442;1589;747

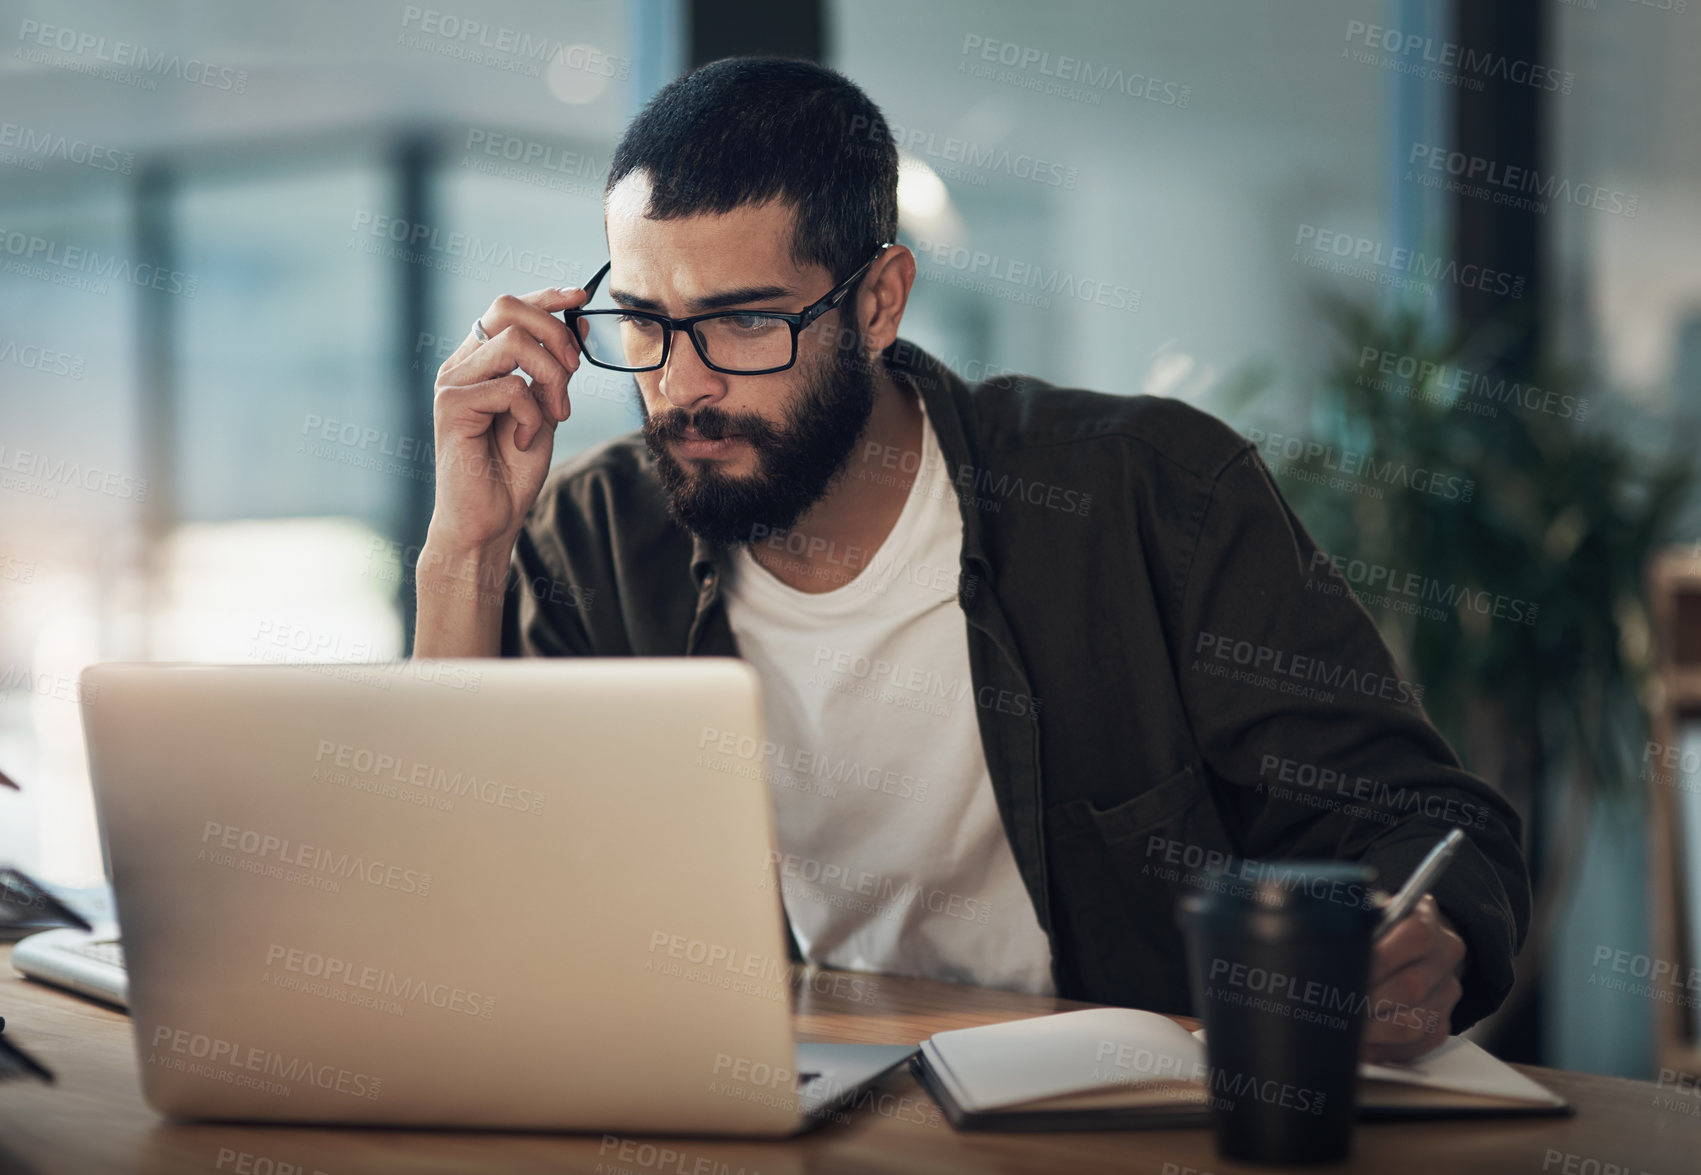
914;1007;1570;1131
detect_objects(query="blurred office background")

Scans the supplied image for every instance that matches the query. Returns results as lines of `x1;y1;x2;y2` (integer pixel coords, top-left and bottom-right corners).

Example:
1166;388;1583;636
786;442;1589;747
3;0;1700;1079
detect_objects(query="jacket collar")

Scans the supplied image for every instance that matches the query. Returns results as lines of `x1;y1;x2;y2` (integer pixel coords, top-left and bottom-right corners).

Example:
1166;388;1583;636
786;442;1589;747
688;337;990;588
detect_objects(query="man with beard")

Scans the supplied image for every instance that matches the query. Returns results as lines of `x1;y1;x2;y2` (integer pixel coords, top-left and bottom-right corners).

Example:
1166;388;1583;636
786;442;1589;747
415;57;1529;1063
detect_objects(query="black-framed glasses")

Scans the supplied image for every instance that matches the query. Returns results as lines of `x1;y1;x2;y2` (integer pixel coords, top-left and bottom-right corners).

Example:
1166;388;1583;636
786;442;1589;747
564;244;892;376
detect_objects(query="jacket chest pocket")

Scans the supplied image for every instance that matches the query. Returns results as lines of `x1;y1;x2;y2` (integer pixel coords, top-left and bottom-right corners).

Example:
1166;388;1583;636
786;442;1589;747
1045;763;1237;1013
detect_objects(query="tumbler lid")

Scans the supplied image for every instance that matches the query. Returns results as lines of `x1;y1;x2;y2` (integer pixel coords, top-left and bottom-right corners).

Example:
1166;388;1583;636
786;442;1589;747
1177;860;1383;936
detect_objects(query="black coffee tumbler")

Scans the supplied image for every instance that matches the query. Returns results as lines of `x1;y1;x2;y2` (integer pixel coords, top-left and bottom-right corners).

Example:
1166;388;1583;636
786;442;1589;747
1177;861;1381;1164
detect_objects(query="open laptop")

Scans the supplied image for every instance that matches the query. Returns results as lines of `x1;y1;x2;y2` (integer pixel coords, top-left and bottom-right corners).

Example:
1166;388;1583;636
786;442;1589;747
70;658;914;1134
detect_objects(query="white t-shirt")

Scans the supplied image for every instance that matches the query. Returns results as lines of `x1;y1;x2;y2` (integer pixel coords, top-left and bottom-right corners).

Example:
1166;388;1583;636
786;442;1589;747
719;398;1055;995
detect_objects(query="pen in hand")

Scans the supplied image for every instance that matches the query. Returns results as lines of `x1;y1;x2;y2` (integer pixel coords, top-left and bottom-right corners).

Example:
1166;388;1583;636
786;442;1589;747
1374;828;1466;943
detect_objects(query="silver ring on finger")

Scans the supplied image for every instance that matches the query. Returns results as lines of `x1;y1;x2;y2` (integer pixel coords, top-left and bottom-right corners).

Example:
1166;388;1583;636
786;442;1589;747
472;317;490;342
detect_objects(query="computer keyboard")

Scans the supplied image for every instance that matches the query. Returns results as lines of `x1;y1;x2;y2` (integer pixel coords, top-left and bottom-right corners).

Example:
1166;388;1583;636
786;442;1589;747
11;927;128;1008
61;937;124;967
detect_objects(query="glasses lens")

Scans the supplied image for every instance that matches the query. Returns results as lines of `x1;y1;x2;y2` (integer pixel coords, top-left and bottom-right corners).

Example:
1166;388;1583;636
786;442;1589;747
574;312;665;371
694;314;794;373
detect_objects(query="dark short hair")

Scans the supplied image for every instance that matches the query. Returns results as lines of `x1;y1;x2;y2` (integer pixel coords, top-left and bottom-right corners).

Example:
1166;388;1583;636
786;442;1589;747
605;56;898;286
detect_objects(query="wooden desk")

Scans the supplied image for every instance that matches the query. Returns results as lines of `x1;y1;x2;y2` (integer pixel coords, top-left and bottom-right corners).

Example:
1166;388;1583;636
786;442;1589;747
2;944;1697;1174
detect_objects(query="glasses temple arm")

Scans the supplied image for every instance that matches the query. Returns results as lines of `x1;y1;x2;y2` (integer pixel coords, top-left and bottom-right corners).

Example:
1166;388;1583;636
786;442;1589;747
581;261;612;298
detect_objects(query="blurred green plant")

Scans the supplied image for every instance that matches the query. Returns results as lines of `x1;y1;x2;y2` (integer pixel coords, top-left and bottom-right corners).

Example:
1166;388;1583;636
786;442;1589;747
1228;293;1696;1043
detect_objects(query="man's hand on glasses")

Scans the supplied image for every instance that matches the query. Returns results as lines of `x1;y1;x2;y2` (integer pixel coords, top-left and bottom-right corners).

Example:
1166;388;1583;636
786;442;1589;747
429;286;590;556
412;286;588;658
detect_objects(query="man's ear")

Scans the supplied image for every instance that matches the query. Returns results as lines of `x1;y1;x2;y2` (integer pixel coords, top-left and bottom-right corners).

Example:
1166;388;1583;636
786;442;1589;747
858;245;916;355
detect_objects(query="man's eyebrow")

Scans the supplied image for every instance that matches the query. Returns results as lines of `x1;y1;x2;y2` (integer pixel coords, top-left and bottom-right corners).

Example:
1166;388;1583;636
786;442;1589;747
608;283;799;314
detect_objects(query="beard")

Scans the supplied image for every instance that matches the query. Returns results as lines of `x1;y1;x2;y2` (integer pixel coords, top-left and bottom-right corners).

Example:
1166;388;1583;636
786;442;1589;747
639;329;879;548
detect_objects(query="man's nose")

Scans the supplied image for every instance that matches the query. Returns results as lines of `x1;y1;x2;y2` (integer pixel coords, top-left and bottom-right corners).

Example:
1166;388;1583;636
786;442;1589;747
658;327;726;411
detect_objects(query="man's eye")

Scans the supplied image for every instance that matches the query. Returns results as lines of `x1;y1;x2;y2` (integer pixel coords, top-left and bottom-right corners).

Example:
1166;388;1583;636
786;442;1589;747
620;314;661;331
726;314;782;333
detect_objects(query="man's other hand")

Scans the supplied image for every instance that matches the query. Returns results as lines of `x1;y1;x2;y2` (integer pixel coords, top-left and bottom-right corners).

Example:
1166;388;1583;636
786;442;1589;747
1361;895;1466;1063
